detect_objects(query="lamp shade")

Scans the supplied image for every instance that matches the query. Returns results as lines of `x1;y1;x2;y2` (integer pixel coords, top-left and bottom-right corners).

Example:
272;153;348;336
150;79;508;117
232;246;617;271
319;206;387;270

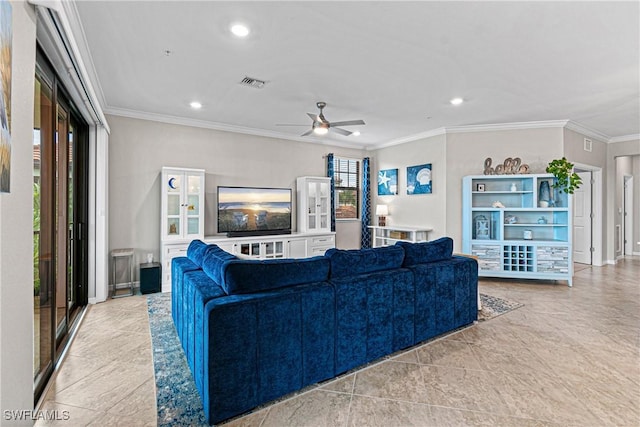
375;204;389;216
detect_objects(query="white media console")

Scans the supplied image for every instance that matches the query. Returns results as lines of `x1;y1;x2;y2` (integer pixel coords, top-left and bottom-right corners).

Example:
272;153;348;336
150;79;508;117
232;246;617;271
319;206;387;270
161;231;335;292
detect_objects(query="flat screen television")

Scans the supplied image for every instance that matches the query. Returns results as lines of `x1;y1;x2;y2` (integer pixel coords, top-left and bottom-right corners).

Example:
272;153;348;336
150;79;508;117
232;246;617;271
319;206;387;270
217;186;292;237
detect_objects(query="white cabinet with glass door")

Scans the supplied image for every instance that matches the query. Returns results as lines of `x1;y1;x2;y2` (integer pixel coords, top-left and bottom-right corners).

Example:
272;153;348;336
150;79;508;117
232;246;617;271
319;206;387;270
297;176;331;233
161;167;205;241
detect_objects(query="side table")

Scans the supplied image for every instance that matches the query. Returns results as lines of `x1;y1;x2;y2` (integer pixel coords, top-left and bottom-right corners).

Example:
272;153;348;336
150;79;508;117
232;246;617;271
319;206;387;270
140;262;161;294
111;248;134;298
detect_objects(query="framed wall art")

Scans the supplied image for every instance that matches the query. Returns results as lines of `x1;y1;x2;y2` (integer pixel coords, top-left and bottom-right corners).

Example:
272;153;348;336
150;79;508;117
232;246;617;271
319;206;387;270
406;163;432;195
0;0;12;193
377;168;398;195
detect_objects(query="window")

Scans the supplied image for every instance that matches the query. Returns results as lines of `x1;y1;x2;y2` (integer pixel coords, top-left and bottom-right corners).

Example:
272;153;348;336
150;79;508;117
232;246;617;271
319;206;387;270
333;158;359;219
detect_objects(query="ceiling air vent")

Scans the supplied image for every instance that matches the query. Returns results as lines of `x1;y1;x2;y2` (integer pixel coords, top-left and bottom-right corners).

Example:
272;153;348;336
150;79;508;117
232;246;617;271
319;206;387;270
239;76;266;89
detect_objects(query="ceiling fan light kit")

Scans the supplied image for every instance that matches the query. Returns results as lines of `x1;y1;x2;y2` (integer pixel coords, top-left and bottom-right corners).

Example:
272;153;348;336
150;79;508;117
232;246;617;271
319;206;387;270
277;101;365;137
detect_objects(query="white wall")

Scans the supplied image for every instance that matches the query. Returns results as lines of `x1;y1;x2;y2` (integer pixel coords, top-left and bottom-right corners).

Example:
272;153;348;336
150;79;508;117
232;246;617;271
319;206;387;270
606;138;640;263
563;129;607;168
107;114;365;266
444;127;563;252
563;128;607;265
634;155;640;255
0;1;36;423
371;134;447;241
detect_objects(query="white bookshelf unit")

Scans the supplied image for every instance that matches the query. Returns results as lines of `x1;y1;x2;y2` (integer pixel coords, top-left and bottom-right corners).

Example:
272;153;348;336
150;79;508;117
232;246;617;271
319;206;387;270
368;225;433;248
296;176;331;234
161;167;205;242
462;174;573;286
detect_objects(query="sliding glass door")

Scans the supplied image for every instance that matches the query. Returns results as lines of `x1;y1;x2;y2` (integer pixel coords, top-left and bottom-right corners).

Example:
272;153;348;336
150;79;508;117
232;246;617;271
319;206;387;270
33;49;89;402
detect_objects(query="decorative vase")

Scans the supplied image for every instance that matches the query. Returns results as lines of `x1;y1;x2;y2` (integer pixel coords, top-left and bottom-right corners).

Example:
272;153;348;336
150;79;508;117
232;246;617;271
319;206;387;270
553;184;562;207
539;180;551;204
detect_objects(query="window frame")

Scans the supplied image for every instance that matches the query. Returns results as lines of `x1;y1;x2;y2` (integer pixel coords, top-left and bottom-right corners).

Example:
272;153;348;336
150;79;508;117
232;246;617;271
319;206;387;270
333;157;360;221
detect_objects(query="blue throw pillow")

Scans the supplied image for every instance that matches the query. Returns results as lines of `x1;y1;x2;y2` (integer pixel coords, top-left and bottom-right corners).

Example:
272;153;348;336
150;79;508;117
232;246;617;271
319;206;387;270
187;239;208;267
395;237;453;266
201;245;237;285
221;256;330;294
325;245;405;279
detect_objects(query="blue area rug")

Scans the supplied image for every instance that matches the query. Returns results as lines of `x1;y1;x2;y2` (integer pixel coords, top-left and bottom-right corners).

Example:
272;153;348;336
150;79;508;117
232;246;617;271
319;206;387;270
478;292;524;321
147;291;522;425
147;293;208;426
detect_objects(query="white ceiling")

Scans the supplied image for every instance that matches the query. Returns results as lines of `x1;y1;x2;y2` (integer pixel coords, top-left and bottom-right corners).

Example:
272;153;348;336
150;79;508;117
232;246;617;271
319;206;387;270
74;1;640;148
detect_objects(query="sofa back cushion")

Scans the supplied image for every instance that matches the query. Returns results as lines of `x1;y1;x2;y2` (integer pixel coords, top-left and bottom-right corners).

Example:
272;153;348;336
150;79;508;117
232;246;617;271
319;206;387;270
221;256;330;294
187;239;209;267
396;237;453;266
202;245;237;285
325;245;405;279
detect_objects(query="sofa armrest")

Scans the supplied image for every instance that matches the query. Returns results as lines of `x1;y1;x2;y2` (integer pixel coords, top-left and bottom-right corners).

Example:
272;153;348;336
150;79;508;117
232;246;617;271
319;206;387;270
454;253;481;310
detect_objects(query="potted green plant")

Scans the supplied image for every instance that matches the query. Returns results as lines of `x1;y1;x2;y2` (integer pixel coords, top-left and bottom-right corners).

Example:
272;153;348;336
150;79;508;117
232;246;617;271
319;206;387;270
546;157;582;194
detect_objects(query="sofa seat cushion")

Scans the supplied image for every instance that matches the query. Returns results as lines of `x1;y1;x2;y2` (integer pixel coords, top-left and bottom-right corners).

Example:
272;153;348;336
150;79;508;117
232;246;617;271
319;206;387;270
187;239;209;267
326;245;405;279
221;256;330;295
202;245;237;286
331;268;415;373
396;237;453;266
202;282;335;424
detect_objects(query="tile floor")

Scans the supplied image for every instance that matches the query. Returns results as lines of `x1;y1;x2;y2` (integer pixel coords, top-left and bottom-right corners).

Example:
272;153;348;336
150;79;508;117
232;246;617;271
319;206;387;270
36;258;640;426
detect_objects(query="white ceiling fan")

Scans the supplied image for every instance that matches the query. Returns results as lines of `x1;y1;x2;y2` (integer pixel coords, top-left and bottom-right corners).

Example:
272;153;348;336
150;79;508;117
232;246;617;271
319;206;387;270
277;102;365;136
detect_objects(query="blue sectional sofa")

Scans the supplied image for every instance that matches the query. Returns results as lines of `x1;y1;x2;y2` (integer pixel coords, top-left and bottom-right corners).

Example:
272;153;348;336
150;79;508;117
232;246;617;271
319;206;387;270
172;237;478;425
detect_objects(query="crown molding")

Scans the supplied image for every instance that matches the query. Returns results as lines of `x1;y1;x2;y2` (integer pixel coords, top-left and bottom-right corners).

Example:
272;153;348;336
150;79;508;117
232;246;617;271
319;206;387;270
368;119;630;151
444;120;570;134
563;120;610;142
104;107;367;150
368;127;447;150
608;134;640;143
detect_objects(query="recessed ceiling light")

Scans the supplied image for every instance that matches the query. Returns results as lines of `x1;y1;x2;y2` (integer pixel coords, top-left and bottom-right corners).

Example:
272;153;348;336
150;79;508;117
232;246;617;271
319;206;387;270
190;101;202;109
231;24;250;37
352;131;361;136
450;97;464;106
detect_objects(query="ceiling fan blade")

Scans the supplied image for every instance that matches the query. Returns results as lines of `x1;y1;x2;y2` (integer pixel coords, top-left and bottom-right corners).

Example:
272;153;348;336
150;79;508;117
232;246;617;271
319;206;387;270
331;127;352;136
307;113;319;122
329;120;365;127
301;129;314;137
275;124;309;126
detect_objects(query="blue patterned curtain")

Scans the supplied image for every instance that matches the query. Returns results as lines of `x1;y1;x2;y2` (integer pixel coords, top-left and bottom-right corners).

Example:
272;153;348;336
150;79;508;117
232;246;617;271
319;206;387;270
327;153;336;232
360;157;371;248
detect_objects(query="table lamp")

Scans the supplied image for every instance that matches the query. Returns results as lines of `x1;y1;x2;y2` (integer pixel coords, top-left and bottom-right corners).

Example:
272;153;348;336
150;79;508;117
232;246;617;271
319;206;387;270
376;204;389;226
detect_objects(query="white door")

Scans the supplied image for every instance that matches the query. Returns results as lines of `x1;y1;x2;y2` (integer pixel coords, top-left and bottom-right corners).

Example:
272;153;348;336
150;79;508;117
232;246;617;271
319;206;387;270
573;171;592;264
624;176;633;255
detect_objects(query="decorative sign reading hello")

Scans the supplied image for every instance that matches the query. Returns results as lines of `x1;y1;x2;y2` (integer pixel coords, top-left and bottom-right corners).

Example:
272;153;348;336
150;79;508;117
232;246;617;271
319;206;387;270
483;157;530;175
